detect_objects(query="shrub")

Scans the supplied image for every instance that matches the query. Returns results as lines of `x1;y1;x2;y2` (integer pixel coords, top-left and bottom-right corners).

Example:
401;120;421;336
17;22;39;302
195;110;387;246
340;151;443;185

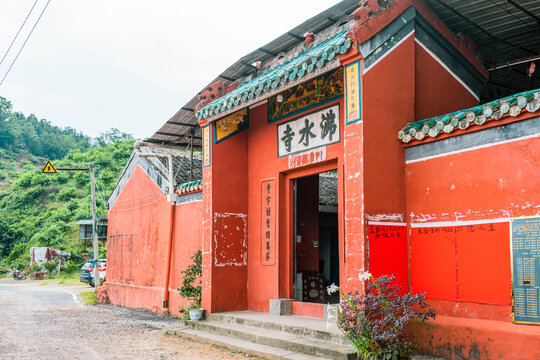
30;263;42;273
43;259;60;278
329;273;435;360
62;260;81;274
178;250;202;319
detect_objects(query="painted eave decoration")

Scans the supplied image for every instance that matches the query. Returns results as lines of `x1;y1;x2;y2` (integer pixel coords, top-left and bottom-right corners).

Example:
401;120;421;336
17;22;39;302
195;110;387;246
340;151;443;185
215;108;248;143
195;29;351;122
399;89;540;144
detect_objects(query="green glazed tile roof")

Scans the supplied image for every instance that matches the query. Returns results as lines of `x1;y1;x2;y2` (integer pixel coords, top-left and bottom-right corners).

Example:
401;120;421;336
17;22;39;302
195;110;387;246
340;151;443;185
196;30;350;121
176;179;203;195
398;89;540;144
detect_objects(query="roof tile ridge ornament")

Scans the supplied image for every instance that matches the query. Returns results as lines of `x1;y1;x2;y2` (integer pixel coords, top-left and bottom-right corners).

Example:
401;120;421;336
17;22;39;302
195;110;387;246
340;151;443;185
196;24;352;123
397;89;540;144
262;22;351;72
346;0;383;48
345;0;488;78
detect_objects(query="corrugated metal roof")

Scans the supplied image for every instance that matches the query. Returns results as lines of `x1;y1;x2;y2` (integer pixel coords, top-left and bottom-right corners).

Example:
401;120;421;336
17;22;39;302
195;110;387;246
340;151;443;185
423;0;540;102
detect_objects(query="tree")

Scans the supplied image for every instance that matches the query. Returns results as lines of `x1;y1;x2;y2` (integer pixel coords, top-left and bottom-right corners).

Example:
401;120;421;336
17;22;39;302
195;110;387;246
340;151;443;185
0;218;22;258
94;128;133;146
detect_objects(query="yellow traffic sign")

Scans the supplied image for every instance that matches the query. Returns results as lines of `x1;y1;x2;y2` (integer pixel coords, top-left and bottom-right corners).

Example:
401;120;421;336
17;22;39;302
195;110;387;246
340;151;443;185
42;161;57;173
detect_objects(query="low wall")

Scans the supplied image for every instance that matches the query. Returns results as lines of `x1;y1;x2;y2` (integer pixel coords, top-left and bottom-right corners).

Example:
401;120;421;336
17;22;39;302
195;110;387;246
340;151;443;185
104;165;202;315
404;118;540;359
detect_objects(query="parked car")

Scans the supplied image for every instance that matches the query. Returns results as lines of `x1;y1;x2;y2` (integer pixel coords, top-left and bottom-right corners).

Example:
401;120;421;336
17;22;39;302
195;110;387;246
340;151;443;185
90;260;106;287
80;259;106;286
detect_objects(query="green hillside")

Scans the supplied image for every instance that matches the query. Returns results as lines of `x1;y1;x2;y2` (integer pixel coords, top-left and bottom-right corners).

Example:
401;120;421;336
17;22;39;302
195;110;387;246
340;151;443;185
0;96;134;270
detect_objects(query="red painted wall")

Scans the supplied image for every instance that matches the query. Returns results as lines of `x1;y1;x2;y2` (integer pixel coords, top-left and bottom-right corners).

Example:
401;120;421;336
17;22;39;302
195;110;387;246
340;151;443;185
407;136;540;224
362;35;414;222
405;133;540;358
168;199;204;316
201;126;249;313
105;165;202;315
414;42;479;120
405;118;540;324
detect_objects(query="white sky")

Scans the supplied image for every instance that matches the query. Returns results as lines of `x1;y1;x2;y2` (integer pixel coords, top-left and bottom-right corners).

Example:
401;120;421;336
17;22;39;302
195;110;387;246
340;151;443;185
0;0;337;139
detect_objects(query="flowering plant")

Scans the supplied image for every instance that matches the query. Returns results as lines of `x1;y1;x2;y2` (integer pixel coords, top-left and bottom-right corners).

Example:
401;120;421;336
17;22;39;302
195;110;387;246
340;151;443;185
328;272;435;360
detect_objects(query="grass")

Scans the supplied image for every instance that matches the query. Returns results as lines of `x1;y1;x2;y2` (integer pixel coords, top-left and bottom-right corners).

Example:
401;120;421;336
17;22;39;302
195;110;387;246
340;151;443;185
80;291;97;305
36;271;85;286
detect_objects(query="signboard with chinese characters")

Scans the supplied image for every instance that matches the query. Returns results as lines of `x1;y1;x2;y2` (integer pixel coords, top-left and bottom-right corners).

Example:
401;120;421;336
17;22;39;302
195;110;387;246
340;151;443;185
203;125;211;167
277;104;340;158
345;61;361;124
268;68;343;122
288;147;326;169
261;179;276;265
511;217;540;325
214;108;248;143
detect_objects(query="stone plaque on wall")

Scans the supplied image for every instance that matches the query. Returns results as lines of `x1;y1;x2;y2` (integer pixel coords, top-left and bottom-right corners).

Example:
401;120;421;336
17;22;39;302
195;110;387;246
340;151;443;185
511;217;540;324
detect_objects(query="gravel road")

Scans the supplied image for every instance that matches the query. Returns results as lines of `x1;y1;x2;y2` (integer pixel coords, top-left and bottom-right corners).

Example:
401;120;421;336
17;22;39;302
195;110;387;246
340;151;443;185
0;279;257;360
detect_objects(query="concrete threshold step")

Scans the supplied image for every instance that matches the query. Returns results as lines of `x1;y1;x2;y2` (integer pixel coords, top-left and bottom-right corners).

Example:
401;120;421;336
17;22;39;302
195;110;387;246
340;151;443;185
185;320;356;360
207;311;347;345
166;326;334;360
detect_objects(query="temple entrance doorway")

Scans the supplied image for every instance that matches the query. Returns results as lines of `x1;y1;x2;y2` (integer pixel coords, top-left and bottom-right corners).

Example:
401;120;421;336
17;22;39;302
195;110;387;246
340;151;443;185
293;170;339;304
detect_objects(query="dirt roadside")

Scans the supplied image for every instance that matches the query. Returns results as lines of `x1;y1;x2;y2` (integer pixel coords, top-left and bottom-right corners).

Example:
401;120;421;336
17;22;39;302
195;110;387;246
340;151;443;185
0;279;259;360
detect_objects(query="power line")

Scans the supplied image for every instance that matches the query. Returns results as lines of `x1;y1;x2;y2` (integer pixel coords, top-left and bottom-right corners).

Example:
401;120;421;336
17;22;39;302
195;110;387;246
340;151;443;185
0;0;51;86
0;0;40;65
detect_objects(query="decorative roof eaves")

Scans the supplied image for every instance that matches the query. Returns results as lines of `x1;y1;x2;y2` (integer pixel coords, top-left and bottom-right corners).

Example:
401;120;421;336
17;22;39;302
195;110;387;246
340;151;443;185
398;89;540;145
176;179;203;196
196;25;352;123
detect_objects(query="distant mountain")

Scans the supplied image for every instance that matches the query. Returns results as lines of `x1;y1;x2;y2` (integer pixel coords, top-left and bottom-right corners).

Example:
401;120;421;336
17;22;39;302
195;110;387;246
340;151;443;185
0;96;134;270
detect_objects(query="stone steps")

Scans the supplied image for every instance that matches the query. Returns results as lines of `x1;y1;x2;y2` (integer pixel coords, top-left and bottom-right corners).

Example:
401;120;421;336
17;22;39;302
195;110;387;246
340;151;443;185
168;327;341;360
185;320;355;360
206;312;347;345
166;310;355;360
165;311;445;360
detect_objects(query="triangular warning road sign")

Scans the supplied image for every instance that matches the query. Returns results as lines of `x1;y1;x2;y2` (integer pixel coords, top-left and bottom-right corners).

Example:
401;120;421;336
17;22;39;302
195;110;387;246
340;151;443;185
42;161;57;174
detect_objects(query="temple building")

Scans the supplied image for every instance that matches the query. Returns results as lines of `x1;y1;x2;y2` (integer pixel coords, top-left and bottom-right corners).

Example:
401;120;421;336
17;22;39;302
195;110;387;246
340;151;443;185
103;1;540;359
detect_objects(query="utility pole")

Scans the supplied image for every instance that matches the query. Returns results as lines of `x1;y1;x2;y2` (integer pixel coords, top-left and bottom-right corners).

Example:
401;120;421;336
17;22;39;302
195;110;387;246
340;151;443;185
42;160;101;291
89;163;100;288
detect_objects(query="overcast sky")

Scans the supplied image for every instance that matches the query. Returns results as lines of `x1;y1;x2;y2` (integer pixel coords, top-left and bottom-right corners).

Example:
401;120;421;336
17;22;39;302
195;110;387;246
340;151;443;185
0;0;337;139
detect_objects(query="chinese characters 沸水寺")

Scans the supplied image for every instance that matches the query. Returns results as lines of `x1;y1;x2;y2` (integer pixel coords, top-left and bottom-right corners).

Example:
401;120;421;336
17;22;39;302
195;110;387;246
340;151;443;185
277;104;340;157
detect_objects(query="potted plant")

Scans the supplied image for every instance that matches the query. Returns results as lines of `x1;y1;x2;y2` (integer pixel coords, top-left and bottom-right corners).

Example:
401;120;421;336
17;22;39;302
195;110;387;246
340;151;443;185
178;250;203;321
187;301;204;320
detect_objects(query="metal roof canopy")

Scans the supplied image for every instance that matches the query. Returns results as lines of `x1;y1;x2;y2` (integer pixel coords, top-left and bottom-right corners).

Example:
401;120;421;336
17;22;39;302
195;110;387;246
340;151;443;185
423;0;540;101
149;0;540;144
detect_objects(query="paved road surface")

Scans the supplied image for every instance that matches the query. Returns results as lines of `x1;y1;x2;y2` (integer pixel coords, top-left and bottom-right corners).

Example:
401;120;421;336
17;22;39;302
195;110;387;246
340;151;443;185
0;279;255;360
